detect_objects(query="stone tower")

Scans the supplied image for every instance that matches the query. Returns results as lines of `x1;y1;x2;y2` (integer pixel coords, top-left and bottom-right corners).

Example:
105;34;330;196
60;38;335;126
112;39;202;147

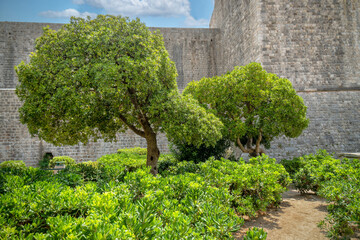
210;0;360;158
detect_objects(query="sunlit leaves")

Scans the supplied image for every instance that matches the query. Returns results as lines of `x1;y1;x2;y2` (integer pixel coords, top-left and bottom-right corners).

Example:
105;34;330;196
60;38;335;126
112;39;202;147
184;62;309;153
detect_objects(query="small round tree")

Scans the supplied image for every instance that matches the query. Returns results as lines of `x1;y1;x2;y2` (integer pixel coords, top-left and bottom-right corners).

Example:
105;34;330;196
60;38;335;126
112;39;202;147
15;15;223;175
183;62;309;157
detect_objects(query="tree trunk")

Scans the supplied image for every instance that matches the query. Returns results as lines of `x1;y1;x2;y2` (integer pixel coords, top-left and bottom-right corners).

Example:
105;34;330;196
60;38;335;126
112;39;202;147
145;131;160;176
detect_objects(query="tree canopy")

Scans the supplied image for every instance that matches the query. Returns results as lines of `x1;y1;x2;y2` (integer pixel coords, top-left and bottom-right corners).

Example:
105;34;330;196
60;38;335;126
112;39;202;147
183;62;309;157
15;15;223;175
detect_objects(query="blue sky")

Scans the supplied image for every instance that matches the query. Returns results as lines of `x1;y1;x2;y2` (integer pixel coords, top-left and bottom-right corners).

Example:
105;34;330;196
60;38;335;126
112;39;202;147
0;0;214;28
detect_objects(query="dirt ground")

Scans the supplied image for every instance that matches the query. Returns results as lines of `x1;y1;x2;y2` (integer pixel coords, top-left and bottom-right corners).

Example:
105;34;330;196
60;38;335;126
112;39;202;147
234;188;329;240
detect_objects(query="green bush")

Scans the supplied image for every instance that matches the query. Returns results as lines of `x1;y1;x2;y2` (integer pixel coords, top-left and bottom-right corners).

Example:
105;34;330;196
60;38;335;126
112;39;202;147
39;152;53;169
244;227;267;240
49;156;76;168
157;154;178;174
280;157;302;178
317;158;360;239
292;150;360;239
98;153;146;172
0;160;26;171
292;150;340;194
170;138;231;163
117;147;147;155
65;161;100;182
0;154;291;239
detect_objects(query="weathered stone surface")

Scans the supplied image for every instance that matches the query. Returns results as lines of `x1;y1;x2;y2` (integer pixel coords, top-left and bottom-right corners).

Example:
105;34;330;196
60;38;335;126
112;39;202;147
0;0;359;165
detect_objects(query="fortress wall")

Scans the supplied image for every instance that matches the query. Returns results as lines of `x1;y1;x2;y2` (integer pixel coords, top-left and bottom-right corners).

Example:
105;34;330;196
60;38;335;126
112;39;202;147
258;0;360;158
0;22;220;90
266;91;360;160
156;28;221;90
210;0;360;159
259;0;360;90
0;22;220;165
210;0;263;73
0;22;63;89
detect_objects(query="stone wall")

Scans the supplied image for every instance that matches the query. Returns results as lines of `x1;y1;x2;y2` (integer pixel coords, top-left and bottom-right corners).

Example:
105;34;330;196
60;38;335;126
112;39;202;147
156;28;221;90
0;22;221;165
210;0;360;160
0;22;63;88
259;0;360;90
266;91;360;160
210;0;263;73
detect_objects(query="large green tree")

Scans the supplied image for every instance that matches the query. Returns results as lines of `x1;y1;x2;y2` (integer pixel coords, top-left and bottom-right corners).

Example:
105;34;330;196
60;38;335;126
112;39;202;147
15;15;222;175
184;63;309;157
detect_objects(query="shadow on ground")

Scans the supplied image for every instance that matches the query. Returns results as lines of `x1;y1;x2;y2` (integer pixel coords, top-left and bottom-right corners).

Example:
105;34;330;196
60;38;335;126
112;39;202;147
234;188;329;240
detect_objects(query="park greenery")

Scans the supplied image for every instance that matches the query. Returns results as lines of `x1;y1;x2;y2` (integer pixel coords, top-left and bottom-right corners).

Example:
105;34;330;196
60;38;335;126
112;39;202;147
183;63;309;157
9;14;359;239
284;150;360;239
15;15;222;175
0;151;290;239
1;149;358;239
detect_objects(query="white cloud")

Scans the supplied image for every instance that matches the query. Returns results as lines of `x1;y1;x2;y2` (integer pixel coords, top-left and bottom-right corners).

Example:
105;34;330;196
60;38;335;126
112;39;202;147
40;9;97;19
184;15;208;27
75;0;190;17
42;0;209;27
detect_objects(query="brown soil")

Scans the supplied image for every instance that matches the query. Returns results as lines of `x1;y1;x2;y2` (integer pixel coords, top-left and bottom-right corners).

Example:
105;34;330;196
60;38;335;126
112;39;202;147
234;187;329;240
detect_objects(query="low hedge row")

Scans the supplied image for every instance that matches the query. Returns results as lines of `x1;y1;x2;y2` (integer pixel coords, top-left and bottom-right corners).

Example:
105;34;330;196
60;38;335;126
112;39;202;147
0;154;287;239
287;150;360;239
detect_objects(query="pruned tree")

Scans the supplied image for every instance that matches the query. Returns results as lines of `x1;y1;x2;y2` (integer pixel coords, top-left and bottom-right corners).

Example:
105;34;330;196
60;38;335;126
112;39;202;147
15;15;223;175
183;62;309;157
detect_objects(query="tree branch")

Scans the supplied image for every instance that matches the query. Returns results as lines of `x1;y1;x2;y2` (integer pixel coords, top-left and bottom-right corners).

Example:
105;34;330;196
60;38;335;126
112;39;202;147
255;129;262;155
236;137;249;153
118;113;145;137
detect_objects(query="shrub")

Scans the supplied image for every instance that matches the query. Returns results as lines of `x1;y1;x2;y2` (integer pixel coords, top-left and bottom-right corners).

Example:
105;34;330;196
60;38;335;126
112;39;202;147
49;156;76;168
65;161;100;182
317;158;360;239
292;150;360;238
161;161;200;177
0;160;26;171
39;152;53;169
0;153;291;239
170;138;231;163
280;157;302;178
292;150;340;194
157;154;178;174
117;147;147;155
97;153;146;172
244;227;267;240
53;171;84;188
199;155;291;217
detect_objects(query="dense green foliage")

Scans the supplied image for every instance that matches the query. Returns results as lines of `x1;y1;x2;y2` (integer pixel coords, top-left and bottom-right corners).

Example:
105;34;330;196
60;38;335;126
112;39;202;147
0;153;289;239
290;150;360;239
244;227;267;240
15;15;222;174
0;160;26;171
184;62;309;156
279;157;302;178
170;138;231;163
49;156;76;168
117;147;147;155
39;153;53;169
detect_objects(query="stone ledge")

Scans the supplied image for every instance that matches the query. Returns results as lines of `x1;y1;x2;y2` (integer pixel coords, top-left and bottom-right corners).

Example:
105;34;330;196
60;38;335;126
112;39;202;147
337;153;360;159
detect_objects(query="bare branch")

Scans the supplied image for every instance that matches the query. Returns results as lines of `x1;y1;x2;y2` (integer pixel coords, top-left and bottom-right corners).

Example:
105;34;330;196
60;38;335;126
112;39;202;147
236;137;249;153
118;113;145;137
255;129;262;155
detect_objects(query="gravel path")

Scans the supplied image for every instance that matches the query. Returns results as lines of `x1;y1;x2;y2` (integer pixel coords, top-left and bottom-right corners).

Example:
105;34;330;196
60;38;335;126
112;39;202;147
234;188;329;240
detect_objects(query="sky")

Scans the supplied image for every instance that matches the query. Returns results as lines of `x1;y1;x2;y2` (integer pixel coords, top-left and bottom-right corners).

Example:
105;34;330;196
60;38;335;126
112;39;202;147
0;0;214;28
